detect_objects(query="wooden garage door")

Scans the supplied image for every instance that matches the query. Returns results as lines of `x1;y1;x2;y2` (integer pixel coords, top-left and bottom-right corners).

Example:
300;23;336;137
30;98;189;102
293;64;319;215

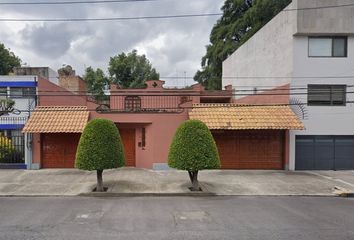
42;133;81;168
119;128;136;167
213;130;284;169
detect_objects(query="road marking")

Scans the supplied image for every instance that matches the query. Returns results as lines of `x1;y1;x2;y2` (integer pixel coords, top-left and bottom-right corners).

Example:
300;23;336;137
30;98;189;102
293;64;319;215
308;172;354;188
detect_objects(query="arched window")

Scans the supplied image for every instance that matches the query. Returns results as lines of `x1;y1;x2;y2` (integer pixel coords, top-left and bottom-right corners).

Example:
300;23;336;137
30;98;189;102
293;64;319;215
125;96;141;111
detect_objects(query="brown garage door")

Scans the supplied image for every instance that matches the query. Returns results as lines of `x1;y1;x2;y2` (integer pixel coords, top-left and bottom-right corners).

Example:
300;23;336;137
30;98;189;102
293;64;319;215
213;130;284;169
119;128;136;167
42;133;81;168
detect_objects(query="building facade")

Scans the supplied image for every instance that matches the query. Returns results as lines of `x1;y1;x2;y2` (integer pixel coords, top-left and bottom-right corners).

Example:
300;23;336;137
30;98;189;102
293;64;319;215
222;0;354;170
14;66;58;85
23;79;235;169
22;77;304;170
0;75;38;169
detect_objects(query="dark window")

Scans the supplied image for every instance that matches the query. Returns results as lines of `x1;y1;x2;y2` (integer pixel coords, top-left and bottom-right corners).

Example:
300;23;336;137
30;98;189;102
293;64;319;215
23;87;36;97
308;85;346;106
309;37;347;57
10;87;36;98
124;96;141;111
0;88;7;99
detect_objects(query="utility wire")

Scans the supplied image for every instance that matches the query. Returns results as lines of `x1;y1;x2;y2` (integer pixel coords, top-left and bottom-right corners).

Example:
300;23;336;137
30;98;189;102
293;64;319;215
283;3;354;12
0;0;158;5
0;13;223;22
0;2;353;21
11;84;354;94
6;100;354;113
163;76;354;79
1;0;353;10
2;90;353;97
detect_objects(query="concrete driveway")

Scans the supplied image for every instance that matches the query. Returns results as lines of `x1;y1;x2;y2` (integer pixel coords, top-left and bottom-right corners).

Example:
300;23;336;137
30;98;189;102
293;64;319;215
0;168;353;196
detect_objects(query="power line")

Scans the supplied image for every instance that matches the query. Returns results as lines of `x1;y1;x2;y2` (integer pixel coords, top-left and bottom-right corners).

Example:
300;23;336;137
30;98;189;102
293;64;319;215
22;84;354;93
0;13;223;22
6;100;354;113
0;0;158;5
162;76;354;79
1;0;353;10
0;2;353;21
283;3;354;12
2;90;353;97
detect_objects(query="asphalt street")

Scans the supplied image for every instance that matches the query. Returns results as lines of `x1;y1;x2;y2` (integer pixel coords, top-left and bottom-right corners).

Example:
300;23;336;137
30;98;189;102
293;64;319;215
0;196;353;240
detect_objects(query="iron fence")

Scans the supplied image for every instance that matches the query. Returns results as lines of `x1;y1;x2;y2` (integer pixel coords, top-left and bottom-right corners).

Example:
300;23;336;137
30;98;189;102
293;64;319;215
0;131;25;164
107;95;192;113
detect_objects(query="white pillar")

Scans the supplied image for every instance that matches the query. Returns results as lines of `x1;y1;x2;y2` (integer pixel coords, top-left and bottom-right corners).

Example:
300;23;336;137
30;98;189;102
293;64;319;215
24;133;32;170
289;131;296;171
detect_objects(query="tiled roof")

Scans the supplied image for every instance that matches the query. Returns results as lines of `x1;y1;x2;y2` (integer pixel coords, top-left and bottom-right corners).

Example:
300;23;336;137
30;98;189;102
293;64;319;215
189;104;304;130
23;106;89;133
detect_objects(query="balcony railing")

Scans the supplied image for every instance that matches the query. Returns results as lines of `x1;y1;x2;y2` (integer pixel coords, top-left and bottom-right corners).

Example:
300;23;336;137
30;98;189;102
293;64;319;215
98;95;193;113
0;116;28;125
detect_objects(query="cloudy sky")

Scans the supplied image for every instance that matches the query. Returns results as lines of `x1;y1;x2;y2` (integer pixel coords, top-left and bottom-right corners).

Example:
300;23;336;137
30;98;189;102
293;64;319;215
0;0;224;87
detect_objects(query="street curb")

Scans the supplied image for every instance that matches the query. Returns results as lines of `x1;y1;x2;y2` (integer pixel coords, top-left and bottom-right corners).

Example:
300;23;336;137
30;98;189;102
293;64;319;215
79;192;216;197
336;192;354;198
333;186;354;198
0;193;340;198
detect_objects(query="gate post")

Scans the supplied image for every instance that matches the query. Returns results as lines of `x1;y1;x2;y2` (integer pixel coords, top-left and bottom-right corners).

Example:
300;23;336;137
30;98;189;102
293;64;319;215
24;133;33;170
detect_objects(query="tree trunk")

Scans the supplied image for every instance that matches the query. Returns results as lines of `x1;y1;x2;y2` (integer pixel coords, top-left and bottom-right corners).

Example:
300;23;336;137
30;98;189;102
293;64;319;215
96;169;104;192
188;171;193;183
188;170;200;191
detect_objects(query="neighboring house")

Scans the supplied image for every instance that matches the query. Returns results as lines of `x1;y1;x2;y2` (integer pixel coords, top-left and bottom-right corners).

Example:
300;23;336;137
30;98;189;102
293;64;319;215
0;66;83;169
57;67;87;94
0;75;38;169
222;0;354;170
14;66;59;85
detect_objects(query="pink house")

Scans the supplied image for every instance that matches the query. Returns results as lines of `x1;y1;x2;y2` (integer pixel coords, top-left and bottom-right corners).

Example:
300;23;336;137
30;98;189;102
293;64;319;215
23;78;233;169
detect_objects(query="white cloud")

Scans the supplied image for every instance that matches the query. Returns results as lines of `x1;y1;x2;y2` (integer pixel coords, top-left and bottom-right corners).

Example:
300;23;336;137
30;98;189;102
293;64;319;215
0;0;223;86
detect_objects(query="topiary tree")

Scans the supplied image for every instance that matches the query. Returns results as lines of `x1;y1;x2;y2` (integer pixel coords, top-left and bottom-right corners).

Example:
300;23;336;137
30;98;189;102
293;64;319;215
168;120;220;191
75;119;125;192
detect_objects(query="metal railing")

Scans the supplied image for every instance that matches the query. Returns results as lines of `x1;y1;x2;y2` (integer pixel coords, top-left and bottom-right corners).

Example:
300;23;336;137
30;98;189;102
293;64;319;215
0;116;28;125
0;131;25;164
107;95;192;113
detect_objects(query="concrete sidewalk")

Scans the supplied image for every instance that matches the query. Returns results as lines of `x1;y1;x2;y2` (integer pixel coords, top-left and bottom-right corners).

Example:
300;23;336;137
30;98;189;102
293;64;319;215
0;168;354;196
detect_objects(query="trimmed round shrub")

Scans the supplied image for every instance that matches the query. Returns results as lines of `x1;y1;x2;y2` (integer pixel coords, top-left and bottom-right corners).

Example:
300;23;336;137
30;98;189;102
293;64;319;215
168;120;220;190
168;120;220;170
75;118;125;171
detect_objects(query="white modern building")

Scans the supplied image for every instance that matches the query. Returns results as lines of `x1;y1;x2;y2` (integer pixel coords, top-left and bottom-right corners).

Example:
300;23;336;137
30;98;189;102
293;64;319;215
0;75;38;169
222;0;354;170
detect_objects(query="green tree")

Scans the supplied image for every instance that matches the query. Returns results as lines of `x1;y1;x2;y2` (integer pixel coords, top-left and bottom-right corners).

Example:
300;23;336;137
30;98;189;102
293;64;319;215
168;120;220;191
0;43;21;75
75;119;125;192
108;49;159;88
194;0;291;89
0;99;15;116
83;67;109;101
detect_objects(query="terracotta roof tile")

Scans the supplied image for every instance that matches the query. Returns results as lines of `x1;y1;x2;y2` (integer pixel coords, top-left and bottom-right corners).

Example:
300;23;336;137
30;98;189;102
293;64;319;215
23;106;89;133
189;104;304;130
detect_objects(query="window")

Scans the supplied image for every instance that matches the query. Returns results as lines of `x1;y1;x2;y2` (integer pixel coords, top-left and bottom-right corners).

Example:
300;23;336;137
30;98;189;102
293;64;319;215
309;37;347;57
124;96;141;111
23;87;36;97
308;85;346;106
10;87;36;98
0;88;7;99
